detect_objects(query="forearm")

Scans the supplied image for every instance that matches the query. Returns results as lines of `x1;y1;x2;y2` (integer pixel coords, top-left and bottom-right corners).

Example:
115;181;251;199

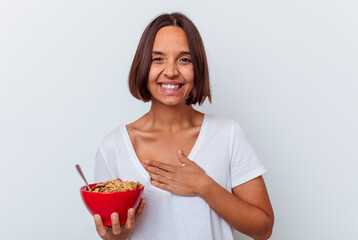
198;176;273;240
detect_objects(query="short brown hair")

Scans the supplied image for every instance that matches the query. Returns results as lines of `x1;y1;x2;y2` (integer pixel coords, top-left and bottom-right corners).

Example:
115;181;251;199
128;12;211;105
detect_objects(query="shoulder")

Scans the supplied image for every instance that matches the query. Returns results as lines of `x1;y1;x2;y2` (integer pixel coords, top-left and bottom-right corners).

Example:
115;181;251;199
205;114;243;133
98;126;125;154
204;114;249;148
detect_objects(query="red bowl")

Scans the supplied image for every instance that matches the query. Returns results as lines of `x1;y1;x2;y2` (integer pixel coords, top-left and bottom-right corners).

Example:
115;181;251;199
80;183;144;226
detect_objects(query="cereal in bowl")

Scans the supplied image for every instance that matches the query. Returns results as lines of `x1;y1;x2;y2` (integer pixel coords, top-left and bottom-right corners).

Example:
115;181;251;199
89;178;141;193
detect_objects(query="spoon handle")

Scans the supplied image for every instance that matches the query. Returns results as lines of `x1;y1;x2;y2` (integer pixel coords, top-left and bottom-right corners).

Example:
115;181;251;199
75;164;91;190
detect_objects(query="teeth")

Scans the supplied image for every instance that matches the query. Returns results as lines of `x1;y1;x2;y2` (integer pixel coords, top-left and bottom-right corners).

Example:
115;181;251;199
160;84;180;90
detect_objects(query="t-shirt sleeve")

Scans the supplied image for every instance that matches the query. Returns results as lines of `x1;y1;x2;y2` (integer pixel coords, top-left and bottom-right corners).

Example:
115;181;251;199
94;147;116;183
230;121;267;188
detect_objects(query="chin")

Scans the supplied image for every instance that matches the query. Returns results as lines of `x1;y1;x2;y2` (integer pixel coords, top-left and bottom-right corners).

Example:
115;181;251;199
153;97;187;107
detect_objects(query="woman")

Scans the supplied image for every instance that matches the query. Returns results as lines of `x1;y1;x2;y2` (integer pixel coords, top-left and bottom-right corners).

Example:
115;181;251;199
93;12;274;240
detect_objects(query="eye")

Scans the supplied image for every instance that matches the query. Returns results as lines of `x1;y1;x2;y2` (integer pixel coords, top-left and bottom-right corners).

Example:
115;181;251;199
180;58;192;63
152;57;163;62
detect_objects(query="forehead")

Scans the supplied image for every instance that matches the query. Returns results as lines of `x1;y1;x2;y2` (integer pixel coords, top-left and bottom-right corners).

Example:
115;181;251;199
152;26;189;51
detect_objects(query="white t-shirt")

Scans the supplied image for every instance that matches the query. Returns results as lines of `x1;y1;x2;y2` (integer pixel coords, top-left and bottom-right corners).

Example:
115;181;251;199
94;114;267;240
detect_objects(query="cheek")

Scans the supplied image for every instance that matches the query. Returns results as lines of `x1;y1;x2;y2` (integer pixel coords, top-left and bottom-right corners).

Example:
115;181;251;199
181;67;195;85
182;68;195;97
148;65;161;83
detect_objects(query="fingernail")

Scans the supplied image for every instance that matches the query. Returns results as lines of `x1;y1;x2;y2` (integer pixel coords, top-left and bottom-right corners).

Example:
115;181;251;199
94;215;100;221
112;213;118;220
178;149;182;155
144;160;149;164
130;209;135;216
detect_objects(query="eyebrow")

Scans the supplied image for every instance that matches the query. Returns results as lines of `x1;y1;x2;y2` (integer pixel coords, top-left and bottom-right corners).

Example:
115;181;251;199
152;51;191;55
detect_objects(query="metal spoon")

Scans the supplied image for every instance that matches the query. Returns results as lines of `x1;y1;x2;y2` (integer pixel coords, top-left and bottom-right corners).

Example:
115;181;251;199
75;164;91;190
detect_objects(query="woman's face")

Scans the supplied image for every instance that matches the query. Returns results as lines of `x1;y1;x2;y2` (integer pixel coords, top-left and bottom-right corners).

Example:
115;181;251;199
147;26;194;106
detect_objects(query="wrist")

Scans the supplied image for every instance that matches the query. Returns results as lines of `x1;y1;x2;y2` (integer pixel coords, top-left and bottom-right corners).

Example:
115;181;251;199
197;174;214;198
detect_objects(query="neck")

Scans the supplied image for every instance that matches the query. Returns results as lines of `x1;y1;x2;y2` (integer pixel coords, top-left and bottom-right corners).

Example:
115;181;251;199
145;101;200;132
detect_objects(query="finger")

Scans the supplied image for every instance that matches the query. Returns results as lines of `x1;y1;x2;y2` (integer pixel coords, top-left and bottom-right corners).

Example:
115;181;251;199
151;180;175;192
111;212;121;236
124;208;136;231
135;198;146;219
177;149;192;164
142;162;149;170
94;214;108;238
147;166;174;180
149;172;169;184
144;159;175;172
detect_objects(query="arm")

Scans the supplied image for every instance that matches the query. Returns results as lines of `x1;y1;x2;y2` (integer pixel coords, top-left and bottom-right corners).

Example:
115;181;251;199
144;150;274;240
200;175;274;240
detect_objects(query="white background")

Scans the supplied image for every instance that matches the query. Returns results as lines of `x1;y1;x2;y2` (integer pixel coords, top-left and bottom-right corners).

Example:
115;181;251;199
1;0;357;239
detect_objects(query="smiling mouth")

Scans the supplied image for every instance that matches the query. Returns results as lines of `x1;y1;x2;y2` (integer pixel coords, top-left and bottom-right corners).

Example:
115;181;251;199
159;83;183;90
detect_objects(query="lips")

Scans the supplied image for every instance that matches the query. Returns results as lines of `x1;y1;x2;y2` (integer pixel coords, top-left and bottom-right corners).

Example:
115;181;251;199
160;83;182;89
158;82;184;95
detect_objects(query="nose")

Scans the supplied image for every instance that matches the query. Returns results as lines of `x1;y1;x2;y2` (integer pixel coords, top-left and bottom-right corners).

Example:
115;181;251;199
163;61;179;78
